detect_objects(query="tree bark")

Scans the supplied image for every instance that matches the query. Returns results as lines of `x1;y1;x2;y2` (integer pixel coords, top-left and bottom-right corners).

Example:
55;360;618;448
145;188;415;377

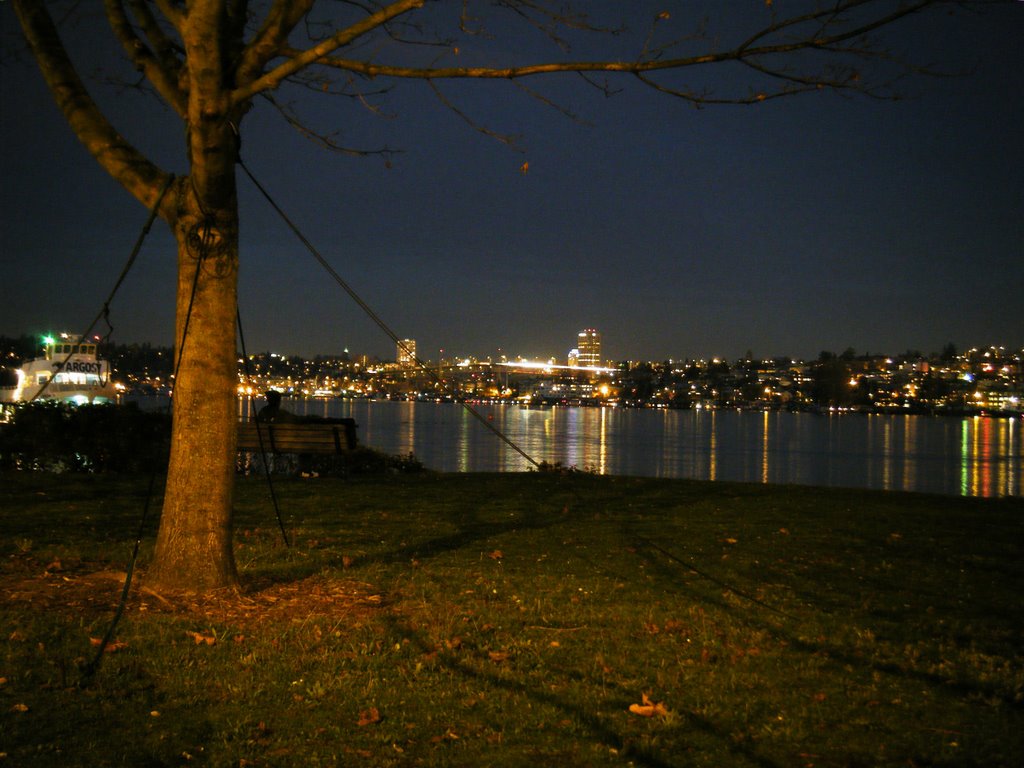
147;181;241;591
145;4;247;592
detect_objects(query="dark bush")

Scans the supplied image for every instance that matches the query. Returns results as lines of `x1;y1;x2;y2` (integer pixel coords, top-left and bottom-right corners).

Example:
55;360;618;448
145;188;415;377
238;446;424;478
1;403;422;476
0;402;170;473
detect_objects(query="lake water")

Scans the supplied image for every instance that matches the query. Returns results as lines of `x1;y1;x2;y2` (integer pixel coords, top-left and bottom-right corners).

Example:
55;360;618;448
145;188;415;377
234;398;1022;498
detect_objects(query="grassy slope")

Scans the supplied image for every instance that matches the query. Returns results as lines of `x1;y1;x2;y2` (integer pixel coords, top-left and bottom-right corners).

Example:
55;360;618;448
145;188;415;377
1;471;1022;767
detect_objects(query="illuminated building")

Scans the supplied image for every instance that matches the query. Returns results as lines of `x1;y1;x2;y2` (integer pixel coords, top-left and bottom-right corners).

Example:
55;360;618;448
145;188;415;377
576;329;601;368
397;339;417;368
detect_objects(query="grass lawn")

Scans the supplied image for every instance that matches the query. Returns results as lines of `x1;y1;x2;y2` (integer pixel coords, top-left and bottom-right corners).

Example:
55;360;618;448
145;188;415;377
1;471;1022;767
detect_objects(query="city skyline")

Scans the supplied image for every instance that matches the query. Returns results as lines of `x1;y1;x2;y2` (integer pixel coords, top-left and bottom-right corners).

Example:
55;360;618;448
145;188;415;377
1;327;1021;368
1;4;1022;363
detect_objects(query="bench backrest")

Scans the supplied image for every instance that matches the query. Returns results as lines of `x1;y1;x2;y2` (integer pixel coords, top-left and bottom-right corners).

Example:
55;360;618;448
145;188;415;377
236;419;358;454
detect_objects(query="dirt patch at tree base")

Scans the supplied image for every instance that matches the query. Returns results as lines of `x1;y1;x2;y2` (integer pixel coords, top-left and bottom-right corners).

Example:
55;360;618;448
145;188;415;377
1;555;385;628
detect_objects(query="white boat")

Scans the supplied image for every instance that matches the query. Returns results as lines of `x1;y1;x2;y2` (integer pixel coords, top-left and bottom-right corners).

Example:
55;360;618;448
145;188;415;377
0;333;118;405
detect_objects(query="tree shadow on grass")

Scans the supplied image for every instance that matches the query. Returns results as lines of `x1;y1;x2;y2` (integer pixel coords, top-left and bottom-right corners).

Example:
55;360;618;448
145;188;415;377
379;612;784;768
344;499;573;570
626;533;1024;712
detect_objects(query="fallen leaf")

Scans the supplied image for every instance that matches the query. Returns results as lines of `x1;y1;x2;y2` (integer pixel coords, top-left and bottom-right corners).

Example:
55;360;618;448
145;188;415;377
89;637;129;653
488;650;510;662
12;703;29;713
430;729;459;743
186;630;216;646
357;707;381;727
342;555;354;569
488;550;503;560
629;693;669;718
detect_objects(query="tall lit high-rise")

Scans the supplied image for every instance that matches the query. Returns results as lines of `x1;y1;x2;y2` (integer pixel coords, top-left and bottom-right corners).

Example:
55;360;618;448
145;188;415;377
397;339;417;368
576;329;601;368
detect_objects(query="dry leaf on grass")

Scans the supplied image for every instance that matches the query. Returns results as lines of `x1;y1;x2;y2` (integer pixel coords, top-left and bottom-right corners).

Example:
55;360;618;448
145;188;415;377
430;729;459;743
89;637;129;653
186;630;216;646
357;707;381;726
629;693;669;718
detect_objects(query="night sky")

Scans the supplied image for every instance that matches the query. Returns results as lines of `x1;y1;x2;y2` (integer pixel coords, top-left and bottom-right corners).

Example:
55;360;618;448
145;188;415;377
1;3;1022;363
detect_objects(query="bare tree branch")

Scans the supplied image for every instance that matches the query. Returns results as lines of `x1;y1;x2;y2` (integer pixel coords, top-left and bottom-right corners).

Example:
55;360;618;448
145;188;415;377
246;0;964;107
427;80;522;148
103;0;186;116
127;0;184;76
260;91;402;158
236;0;316;87
231;0;427;105
11;0;173;216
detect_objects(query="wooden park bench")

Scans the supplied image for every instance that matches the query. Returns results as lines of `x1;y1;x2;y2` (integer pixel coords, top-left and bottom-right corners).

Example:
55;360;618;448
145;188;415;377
236;418;358;456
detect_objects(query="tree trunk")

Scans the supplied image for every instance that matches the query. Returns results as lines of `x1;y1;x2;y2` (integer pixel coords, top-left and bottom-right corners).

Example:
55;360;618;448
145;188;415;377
147;182;241;591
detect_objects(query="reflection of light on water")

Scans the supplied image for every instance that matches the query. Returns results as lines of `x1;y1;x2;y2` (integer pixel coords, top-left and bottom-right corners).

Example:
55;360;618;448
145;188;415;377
657;409;672;478
960;420;970;497
980;417;992;497
457;405;473;473
761;410;769;484
598;407;609;475
564;407;579;469
972;418;982;497
882;418;892;491
1008;418;1018;497
903;417;916;492
401;400;416;460
956;416;1020;498
544;411;554;461
708;410;717;482
229;398;1022;496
